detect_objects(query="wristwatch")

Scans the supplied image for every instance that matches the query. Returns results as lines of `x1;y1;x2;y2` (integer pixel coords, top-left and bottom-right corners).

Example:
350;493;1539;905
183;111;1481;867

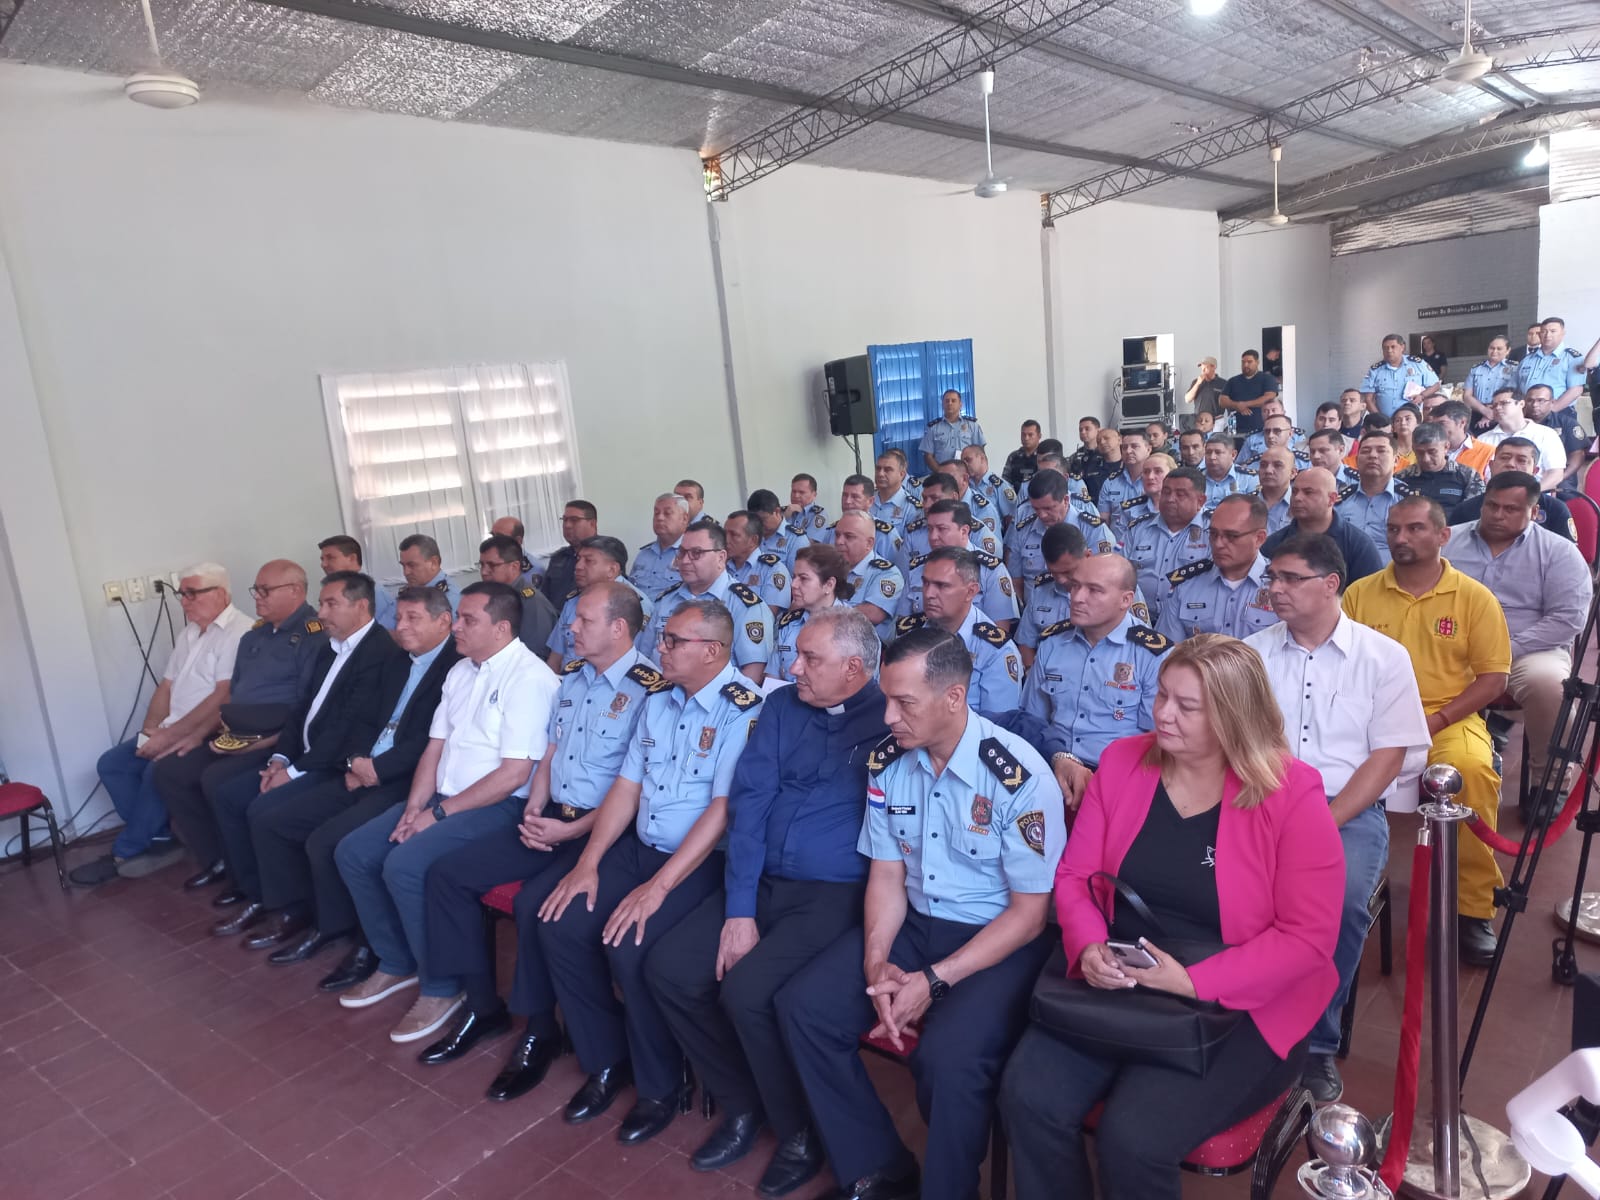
923;965;951;1002
429;798;448;822
344;756;356;772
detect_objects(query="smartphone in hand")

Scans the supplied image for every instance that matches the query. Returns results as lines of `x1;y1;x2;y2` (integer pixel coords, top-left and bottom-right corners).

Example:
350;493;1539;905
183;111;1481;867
1106;940;1158;970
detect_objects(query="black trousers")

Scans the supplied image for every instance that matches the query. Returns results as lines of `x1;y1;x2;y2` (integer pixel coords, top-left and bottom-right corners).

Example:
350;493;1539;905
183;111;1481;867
153;744;275;866
998;1019;1307;1200
249;775;408;933
212;768;340;902
647;877;865;1137
775;909;1051;1200
423;805;590;1020
541;832;723;1100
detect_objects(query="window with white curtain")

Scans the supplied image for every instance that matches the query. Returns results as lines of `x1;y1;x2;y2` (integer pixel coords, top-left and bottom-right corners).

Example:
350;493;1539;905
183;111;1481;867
321;362;582;585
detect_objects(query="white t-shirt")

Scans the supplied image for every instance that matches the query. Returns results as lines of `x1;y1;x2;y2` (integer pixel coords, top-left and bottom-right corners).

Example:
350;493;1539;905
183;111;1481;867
1479;421;1568;474
161;604;254;725
430;638;559;799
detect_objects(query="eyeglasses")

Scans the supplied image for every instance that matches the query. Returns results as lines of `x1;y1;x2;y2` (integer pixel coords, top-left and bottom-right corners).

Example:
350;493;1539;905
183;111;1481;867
1263;570;1326;586
673;548;720;563
1207;528;1262;542
179;586;222;601
247;583;295;599
477;560;517;574
658;632;724;651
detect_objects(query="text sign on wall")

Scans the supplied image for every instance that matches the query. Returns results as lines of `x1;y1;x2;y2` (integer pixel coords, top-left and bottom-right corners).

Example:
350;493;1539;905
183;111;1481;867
1417;300;1508;319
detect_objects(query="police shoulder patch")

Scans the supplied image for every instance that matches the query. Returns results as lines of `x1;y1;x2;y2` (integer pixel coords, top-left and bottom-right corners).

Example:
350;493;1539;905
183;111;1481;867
305;619;324;634
973;621;1006;648
895;613;927;636
1129;625;1172;654
252;619;266;629
1168;558;1214;586
729;582;761;607
979;736;1030;792
869;558;894;570
777;607;805;628
626;663;671;693
721;682;761;710
866;735;904;776
758;553;781;566
1040;619;1075;640
562;658;585;674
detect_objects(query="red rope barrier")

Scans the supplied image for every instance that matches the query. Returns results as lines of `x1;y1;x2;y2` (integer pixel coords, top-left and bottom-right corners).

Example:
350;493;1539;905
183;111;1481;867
1378;840;1432;1193
1464;768;1587;855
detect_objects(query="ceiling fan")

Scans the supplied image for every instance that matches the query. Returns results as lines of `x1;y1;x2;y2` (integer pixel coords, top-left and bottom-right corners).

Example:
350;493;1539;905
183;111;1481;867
1438;0;1493;85
941;68;1012;198
124;0;199;108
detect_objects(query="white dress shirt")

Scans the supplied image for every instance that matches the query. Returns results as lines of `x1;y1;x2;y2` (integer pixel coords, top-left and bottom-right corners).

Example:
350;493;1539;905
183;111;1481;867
430;638;560;799
161;604;254;726
1478;421;1567;474
1245;614;1431;808
277;618;377;779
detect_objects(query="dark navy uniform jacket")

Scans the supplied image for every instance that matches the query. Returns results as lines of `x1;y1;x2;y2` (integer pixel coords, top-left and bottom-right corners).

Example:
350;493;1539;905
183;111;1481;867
722;680;889;919
232;602;328;706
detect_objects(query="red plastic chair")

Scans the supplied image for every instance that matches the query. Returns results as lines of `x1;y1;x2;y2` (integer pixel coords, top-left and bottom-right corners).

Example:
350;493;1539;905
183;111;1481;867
0;782;68;889
1583;459;1600;508
1566;491;1600;573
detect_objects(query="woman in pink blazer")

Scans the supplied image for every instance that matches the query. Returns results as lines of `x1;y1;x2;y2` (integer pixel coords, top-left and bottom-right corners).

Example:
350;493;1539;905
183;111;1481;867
999;634;1345;1200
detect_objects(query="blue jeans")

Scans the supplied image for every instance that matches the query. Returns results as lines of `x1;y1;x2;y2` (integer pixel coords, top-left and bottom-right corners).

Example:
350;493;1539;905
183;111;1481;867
99;739;170;859
1310;802;1389;1055
334;793;522;998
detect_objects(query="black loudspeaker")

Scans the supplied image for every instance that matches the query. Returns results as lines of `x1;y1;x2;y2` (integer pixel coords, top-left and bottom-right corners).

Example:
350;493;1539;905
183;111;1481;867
826;355;877;436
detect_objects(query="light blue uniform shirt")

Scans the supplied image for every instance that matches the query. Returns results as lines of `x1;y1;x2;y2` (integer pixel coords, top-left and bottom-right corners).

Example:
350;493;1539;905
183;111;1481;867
1015;578;1151;651
897;550;1019;625
766;604;847;682
919;416;987;465
812;518;903;564
1202;467;1259;511
1124;513;1211;621
1095;469;1144;538
860;713;1064;925
1336;477;1413;565
637;573;773;670
1361;356;1438;418
369;640;448;758
784;504;831;540
549;649;665;811
1444;520;1593;658
962;488;1005;553
893;607;1023;712
1005;513;1116;608
620;662;762;852
1263;492;1292;536
758;528;810;570
545;578;653;662
972;473;1018;524
1465;358;1518;409
870;488;916;530
726;555;792;609
1518;345;1587;399
374;586;398;630
1155;554;1277;643
1020;611;1170;765
632;539;683;598
379;571;458;625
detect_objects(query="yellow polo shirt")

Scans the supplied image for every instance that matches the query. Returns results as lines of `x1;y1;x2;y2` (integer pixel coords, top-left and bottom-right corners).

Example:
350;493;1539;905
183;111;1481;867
1341;560;1510;714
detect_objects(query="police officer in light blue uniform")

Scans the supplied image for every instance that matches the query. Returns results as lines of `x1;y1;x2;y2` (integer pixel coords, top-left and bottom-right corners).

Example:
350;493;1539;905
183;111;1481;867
893;548;1023;711
871;451;919;530
1122;464;1212;623
539;598;761;1142
1361;334;1440;418
397;533;462;615
1021;553;1169;768
960;446;1018;526
1007;470;1115;609
1093;430;1150;543
1154;499;1277;644
747;489;811;570
766;604;841;682
1335;430;1413;565
959;487;1004;555
543;536;653;666
918;389;987;472
813;513;904;564
1518;319;1589;468
896;499;1019;626
1200;432;1260;512
636;519;772;683
1465;338;1518;422
893;471;959;570
777;629;1063;1200
633;493;691;599
783;473;831;542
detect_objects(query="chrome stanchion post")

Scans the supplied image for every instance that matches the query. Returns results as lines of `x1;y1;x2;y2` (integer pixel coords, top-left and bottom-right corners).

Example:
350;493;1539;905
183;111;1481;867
1299;1105;1393;1198
1388;765;1530;1200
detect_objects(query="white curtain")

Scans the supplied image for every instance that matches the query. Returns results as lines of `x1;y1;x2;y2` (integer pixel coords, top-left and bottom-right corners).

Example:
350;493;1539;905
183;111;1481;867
322;362;583;584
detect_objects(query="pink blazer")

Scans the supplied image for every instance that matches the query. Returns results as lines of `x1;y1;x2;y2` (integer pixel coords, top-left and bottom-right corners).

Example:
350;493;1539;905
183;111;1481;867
1055;733;1345;1058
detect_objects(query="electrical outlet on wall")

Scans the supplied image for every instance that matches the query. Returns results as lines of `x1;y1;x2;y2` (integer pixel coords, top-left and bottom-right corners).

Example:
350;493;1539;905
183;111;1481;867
103;581;124;606
126;577;148;603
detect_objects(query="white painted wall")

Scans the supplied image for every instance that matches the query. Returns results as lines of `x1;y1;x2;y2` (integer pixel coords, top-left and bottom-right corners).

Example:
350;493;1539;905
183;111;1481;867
1329;226;1540;389
1538;196;1600;345
1048;201;1223;431
1220;223;1334;425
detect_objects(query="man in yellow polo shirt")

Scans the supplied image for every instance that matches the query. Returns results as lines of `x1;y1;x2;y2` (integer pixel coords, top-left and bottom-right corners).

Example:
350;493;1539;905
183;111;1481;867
1342;494;1511;966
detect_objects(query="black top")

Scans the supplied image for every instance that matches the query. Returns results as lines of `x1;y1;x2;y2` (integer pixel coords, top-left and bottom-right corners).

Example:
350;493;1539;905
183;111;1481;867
1422;352;1448;374
1111;782;1222;945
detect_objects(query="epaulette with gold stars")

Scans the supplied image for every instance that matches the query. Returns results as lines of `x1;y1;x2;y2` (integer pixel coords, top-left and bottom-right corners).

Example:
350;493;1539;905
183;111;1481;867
972;621;1006;647
1167;559;1213;587
1080;511;1105;527
905;517;926;533
777;607;806;628
895;613;928;636
979;737;1031;792
866;735;904;776
908;553;929;570
909;496;924;510
1016;515;1036;531
1129;625;1172;654
1039;620;1075;639
729;582;762;608
721;681;761;710
562;659;585;675
1336;483;1358;503
1121;495;1146;510
305;619;324;634
626;663;672;693
975;551;1002;570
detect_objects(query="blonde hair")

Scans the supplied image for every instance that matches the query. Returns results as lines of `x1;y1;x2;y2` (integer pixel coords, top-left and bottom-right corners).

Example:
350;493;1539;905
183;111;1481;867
1141;634;1289;809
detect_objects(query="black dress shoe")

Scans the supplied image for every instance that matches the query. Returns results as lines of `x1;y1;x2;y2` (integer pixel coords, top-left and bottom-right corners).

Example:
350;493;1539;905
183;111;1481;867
563;1064;633;1124
691;1111;764;1171
1300;1053;1344;1104
1459;916;1499;966
822;1168;921;1200
759;1129;826;1198
212;888;247;909
318;944;378;992
268;928;342;966
243;911;311;951
418;1007;513;1065
618;1095;680;1145
211;902;265;937
183;861;228;890
486;1029;565;1102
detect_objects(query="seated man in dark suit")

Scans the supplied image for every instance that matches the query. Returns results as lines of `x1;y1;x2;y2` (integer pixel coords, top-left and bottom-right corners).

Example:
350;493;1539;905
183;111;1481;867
208;572;401;945
245;585;460;984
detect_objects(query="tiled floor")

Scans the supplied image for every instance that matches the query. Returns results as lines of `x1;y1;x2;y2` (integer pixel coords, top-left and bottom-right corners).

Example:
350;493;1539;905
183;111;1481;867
1;785;1595;1199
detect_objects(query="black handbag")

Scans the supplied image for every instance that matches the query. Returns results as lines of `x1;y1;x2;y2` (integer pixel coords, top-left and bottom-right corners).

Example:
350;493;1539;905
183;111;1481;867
1027;872;1243;1076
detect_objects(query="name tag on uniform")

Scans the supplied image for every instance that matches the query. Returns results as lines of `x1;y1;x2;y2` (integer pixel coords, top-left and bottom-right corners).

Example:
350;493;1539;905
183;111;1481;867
1186;602;1206;609
641;738;655;747
559;699;573;708
887;805;917;816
